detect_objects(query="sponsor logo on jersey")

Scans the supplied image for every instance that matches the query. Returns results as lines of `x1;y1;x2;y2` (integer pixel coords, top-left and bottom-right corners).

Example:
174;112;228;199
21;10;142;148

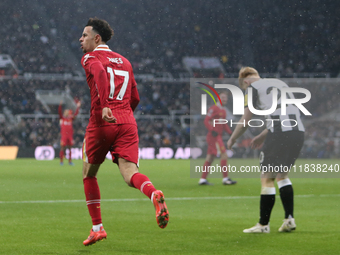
83;54;95;65
60;120;72;125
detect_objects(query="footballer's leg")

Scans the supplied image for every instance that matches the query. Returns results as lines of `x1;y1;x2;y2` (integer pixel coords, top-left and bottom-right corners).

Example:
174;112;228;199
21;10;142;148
244;176;275;233
199;154;215;185
118;158;169;229
199;134;217;185
259;177;276;226
60;143;65;165
220;149;236;185
67;144;74;166
82;127;114;245
276;132;303;232
277;175;296;232
82;162;107;246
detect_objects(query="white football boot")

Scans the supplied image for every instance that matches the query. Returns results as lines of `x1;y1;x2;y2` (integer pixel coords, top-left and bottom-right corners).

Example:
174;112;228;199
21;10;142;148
198;179;214;185
243;223;270;233
278;218;296;232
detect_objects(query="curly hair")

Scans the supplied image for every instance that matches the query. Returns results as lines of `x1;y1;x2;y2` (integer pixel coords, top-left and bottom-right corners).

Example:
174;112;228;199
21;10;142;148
86;17;114;43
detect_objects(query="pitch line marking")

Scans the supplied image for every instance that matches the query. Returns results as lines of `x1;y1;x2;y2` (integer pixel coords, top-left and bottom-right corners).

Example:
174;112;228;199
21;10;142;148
0;194;339;204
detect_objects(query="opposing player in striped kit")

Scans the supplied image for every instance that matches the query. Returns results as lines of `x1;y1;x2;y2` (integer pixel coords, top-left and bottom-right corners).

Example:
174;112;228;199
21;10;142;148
227;67;304;233
79;18;169;246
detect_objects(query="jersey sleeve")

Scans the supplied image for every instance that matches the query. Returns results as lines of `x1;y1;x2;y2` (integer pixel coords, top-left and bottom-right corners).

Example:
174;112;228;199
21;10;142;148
58;104;63;119
82;54;110;109
72;105;80;120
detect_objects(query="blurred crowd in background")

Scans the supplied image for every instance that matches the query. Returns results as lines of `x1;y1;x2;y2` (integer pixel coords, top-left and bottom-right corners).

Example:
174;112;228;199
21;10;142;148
0;79;190;149
1;0;339;76
0;0;339;158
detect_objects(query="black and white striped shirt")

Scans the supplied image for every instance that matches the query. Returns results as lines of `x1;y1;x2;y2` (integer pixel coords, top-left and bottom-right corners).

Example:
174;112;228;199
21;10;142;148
245;79;305;133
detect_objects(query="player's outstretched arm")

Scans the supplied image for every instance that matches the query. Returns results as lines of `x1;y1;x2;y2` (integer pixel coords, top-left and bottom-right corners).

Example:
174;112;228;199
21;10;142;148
204;110;214;131
73;101;81;119
58;102;63;118
225;121;233;135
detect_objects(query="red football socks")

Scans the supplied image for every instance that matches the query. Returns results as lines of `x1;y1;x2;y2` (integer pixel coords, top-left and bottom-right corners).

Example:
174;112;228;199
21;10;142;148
130;173;156;199
201;161;211;179
221;159;229;178
60;150;64;163
83;177;102;225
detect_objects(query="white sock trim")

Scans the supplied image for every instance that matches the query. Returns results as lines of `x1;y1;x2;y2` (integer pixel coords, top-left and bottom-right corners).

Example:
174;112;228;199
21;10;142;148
86;199;100;205
261;187;276;195
151;192;154;203
140;181;152;193
277;178;292;189
92;223;103;232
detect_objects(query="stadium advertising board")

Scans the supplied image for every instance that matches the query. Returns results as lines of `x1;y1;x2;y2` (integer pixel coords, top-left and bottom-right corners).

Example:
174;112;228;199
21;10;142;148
0;146;19;160
33;147;202;160
34;146;55;160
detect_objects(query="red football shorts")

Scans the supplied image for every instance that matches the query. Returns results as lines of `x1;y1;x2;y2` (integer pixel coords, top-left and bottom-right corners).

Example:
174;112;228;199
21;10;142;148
61;136;74;147
82;124;139;165
206;134;226;156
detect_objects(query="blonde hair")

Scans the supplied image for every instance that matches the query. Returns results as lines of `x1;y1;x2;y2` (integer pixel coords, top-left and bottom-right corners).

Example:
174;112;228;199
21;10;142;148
238;67;259;79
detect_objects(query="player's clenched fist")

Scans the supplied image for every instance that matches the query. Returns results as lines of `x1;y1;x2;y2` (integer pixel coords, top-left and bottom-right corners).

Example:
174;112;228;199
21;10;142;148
102;107;117;123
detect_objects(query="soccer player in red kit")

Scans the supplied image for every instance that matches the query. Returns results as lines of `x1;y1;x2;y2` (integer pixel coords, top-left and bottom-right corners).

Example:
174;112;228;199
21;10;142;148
198;91;237;185
59;100;81;166
79;18;169;246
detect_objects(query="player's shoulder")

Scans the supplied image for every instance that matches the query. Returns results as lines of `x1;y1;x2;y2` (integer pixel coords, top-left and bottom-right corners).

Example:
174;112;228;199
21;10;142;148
252;78;288;89
81;52;97;66
207;105;219;114
208;104;218;110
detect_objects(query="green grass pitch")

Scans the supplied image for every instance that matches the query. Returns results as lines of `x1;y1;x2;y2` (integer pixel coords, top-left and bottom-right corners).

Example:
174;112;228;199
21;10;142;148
0;158;339;254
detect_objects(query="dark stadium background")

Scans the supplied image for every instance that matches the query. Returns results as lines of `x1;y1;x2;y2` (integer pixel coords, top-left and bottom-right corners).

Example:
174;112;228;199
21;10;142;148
0;0;339;159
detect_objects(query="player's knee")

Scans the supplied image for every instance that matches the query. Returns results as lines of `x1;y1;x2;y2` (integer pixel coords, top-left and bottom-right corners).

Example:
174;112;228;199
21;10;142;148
221;152;228;160
261;177;275;187
83;171;95;179
123;172;136;187
125;179;134;187
206;154;215;162
82;163;100;178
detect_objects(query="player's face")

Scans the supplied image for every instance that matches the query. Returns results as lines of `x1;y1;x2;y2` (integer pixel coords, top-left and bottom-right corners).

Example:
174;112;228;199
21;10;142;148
79;26;97;53
220;93;228;106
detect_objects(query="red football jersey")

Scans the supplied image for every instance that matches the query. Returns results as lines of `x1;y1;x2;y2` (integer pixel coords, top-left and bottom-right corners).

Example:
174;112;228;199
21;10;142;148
59;104;79;137
81;45;140;129
204;104;232;135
